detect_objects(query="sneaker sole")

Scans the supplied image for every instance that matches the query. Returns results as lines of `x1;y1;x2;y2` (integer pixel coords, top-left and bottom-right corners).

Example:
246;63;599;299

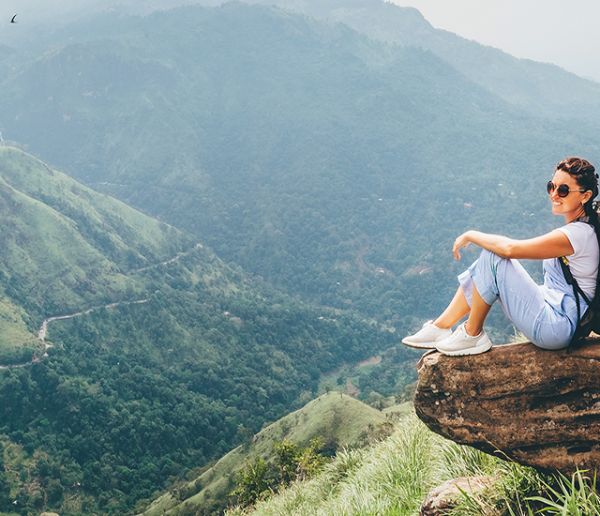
436;340;493;357
401;340;437;349
401;335;450;349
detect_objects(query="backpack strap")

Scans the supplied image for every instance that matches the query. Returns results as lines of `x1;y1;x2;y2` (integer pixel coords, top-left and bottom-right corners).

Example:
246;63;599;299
559;256;591;305
558;256;591;346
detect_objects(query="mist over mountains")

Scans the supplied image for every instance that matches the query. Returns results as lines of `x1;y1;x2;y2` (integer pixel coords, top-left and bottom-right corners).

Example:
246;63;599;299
0;0;599;514
4;0;600;121
1;1;598;328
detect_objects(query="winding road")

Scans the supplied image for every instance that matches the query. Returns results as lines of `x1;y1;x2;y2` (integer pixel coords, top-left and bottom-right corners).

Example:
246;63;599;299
0;242;203;370
132;242;203;273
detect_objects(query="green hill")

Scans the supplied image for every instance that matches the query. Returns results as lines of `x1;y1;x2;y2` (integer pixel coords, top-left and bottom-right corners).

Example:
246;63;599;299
142;392;395;516
0;147;407;515
0;297;38;364
0;145;189;364
224;408;599;516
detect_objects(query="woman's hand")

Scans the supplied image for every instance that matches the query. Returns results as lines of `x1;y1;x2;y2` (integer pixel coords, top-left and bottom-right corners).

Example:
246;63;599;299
453;231;474;261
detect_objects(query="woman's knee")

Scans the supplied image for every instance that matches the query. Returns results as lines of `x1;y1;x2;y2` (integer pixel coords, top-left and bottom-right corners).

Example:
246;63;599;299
478;248;506;264
471;249;508;299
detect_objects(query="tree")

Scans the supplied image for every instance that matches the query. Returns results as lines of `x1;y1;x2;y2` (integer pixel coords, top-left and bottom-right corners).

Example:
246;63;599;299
0;444;10;510
295;438;326;481
230;457;271;507
274;440;299;485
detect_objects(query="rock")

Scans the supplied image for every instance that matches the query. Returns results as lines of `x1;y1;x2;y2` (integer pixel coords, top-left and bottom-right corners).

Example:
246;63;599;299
420;475;497;515
40;512;60;516
414;340;600;473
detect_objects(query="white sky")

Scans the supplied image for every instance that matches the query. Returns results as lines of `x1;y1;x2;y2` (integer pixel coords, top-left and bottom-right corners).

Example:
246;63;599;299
2;0;600;82
390;0;600;82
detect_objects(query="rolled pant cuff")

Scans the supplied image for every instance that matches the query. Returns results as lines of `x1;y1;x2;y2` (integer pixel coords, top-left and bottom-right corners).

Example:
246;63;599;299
457;261;498;307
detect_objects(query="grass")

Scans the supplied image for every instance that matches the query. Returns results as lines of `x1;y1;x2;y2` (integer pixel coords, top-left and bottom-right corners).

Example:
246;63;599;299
225;412;600;516
0;298;41;363
517;470;600;515
227;412;441;516
141;393;392;516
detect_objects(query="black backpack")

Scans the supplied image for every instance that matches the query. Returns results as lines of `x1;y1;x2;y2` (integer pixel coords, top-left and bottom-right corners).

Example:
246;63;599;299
558;216;600;345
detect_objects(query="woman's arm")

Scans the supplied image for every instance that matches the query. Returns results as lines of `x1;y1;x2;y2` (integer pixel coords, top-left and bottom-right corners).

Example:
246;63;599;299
453;230;574;261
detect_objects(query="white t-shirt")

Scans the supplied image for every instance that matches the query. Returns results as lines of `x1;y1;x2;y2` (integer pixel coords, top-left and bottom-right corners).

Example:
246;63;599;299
557;221;599;299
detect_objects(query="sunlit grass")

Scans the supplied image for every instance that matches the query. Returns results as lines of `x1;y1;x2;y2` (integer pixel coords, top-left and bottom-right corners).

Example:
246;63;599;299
228;413;600;516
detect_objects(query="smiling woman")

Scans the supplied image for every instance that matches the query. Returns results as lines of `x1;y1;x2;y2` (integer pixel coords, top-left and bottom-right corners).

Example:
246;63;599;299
402;157;600;355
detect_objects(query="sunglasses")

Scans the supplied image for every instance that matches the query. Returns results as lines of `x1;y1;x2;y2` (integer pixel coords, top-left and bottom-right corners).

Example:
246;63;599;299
546;181;587;197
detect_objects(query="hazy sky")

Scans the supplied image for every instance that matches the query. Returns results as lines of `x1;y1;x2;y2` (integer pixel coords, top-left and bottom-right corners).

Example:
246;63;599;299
2;0;600;82
390;0;600;82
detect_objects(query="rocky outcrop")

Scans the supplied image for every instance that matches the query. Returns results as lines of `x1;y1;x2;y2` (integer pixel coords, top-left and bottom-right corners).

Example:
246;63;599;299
414;340;600;473
420;476;497;515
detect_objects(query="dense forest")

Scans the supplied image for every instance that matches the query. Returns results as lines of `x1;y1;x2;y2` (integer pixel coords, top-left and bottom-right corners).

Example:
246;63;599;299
0;287;401;514
0;149;408;514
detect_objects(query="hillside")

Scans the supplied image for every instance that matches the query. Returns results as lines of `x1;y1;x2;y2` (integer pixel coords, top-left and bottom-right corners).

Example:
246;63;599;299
0;145;189;364
0;3;597;514
0;147;407;515
224;408;599;515
142;392;394;515
0;3;596;343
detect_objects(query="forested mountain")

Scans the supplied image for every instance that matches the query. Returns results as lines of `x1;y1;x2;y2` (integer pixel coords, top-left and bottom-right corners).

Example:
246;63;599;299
0;146;189;364
9;0;600;122
0;147;404;514
0;2;597;339
232;0;600;121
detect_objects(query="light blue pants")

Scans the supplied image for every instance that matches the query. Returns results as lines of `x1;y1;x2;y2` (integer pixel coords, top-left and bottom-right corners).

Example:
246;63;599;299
458;249;577;350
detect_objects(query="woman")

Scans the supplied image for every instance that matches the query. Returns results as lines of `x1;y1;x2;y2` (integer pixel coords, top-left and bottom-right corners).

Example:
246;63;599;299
402;157;600;356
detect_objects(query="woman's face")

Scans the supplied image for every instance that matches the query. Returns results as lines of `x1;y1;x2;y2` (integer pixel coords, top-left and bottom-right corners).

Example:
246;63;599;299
549;169;591;219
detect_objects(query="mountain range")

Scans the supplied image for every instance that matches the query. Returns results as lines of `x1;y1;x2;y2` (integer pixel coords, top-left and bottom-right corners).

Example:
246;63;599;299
1;1;597;336
1;1;599;513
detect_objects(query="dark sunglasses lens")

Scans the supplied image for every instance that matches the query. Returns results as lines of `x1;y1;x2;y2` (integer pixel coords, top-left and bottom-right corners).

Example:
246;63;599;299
557;184;570;197
547;182;571;197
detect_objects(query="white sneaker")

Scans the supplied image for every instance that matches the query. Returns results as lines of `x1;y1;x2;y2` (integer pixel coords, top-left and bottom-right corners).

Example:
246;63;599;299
435;322;493;356
402;320;452;349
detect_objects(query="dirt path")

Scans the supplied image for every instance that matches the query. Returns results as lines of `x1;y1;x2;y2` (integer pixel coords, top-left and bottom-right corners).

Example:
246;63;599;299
0;242;203;370
133;243;203;273
0;298;151;370
38;298;151;342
